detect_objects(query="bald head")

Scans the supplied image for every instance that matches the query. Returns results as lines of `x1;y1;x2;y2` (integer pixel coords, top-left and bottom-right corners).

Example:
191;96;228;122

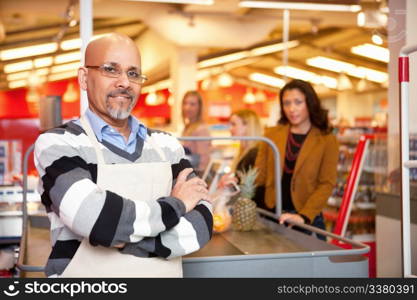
85;33;140;66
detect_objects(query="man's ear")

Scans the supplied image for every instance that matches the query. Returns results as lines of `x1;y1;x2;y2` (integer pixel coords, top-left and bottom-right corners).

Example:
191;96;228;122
78;67;88;91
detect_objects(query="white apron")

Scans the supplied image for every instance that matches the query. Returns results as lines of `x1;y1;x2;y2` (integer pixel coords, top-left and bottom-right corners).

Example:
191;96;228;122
61;115;182;277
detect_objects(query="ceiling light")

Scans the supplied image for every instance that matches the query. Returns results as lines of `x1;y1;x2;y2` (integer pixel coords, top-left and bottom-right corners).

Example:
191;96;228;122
372;34;383;45
7;71;30;81
197;40;299;69
141;79;171;94
63;82;79;103
34;57;53;68
126;0;214;4
217;73;234;87
356;78;370;92
4;60;33;73
28;74;47;87
250;40;299;56
306;56;388;83
307;56;356;73
49;70;78;81
351;43;389;63
356;66;388;83
337;73;353;91
26;87;41;103
254;90;267;102
314;76;338;89
249;72;285;88
239;1;361;12
51;62;81;74
8;79;27;89
69;19;78;27
0;43;58;61
145;91;157;106
60;34;108;51
357;11;365;27
274;66;338;89
55;51;81;64
145;91;165;106
36;68;50;76
274;66;316;82
60;38;82;51
243;88;256;104
198;51;249;69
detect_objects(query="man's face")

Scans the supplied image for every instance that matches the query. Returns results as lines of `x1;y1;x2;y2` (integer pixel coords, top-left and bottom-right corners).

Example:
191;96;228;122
82;42;142;121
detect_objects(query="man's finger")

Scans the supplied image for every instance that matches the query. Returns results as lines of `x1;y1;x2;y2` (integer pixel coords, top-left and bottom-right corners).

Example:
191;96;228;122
177;168;193;184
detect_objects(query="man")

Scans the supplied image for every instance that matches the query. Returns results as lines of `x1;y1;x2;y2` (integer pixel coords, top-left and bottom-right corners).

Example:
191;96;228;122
34;33;213;277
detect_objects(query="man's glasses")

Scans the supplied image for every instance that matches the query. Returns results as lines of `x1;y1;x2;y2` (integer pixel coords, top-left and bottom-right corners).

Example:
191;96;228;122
86;63;148;84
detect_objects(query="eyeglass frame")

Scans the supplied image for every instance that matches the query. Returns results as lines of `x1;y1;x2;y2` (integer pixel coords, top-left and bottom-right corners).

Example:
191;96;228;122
85;62;148;84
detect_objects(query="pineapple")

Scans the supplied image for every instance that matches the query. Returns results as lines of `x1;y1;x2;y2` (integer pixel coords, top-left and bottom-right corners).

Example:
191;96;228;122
232;167;258;231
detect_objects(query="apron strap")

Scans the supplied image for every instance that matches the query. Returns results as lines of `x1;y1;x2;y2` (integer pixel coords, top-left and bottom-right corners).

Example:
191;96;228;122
80;115;106;165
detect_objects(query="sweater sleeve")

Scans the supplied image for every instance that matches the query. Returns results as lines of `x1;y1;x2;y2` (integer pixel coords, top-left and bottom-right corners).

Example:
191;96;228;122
120;200;213;258
35;131;186;248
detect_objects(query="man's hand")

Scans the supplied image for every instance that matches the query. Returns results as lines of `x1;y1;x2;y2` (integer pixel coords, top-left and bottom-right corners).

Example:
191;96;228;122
171;168;209;213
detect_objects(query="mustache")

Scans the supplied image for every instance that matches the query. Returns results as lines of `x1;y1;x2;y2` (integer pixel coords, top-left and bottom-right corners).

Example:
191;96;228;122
107;89;134;100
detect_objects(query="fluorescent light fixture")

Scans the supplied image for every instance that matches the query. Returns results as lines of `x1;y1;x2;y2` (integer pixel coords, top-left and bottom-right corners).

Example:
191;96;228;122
60;34;109;50
126;0;213;4
357;11;365;27
351;43;389;63
49;70;78;81
36;68;50;76
249;72;285;88
313;75;338;89
4;60;33;73
141;79;171;94
60;38;82;51
243;89;256;104
307;56;356;73
55;51;81;64
34;57;53;68
239;1;361;12
274;66;338;89
8;79;27;89
372;34;383;45
0;42;58;61
198;51;249;69
51;62;81;74
198;40;299;69
28;74;47;87
306;56;388;83
356;66;388;83
250;40;299;56
7;71;30;81
275;66;316;81
217;73;234;87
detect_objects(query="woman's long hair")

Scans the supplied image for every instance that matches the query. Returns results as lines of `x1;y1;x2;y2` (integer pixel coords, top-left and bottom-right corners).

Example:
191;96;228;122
230;109;263;171
278;79;332;134
182;90;204;136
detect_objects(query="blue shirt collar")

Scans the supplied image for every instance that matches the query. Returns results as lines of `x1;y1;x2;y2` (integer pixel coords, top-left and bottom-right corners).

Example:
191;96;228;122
85;108;147;142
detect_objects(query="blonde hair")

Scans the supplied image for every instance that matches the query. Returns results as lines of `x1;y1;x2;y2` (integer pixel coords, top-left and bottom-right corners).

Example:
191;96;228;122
182;90;204;136
230;109;263;171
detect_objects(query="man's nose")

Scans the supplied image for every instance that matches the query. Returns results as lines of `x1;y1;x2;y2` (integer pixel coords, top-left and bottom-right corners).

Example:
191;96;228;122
115;72;130;88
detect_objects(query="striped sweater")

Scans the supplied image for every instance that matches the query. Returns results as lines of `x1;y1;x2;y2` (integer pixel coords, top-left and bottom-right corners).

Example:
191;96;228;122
34;120;213;277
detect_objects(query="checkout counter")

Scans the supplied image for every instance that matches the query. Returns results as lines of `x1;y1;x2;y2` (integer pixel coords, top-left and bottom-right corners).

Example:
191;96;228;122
16;137;370;278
